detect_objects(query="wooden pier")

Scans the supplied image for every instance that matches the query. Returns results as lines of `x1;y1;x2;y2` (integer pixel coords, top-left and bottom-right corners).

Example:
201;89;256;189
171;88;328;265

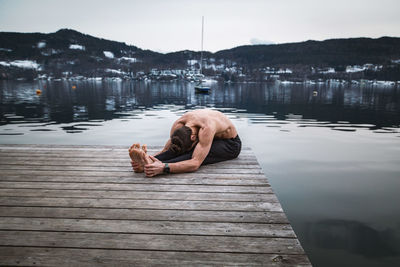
0;144;310;266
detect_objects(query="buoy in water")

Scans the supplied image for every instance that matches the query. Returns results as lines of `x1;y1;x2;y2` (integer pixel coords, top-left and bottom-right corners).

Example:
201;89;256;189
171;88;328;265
72;85;77;90
313;90;318;96
36;89;42;95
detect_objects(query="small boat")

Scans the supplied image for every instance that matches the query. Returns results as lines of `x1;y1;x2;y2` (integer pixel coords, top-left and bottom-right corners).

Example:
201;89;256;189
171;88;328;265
195;83;210;93
195;16;210;94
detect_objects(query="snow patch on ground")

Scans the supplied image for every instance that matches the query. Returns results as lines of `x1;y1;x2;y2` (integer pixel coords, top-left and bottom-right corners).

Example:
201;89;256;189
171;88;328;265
0;48;12;52
87;77;103;81
103;51;114;58
0;60;39;69
41;49;61;56
69;44;85;50
105;69;126;75
346;65;365;73
187;59;198;66
319;68;335;74
37;42;46;49
119;57;137;63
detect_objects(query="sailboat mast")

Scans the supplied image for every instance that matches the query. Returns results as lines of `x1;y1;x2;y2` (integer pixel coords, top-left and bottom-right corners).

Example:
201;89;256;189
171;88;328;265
200;16;204;74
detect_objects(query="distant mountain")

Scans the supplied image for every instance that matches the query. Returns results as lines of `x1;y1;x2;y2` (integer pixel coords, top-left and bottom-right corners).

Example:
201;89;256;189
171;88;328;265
0;28;160;60
0;29;399;80
215;37;400;67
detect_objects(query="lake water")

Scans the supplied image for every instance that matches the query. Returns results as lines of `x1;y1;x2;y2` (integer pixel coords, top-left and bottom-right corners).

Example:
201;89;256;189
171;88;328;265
1;80;400;266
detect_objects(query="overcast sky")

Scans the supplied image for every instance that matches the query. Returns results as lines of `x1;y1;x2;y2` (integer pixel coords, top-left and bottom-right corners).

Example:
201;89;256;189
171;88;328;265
1;0;399;53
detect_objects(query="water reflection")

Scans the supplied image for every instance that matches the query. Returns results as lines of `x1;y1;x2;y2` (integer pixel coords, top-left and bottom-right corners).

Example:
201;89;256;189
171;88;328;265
0;80;399;133
305;219;399;259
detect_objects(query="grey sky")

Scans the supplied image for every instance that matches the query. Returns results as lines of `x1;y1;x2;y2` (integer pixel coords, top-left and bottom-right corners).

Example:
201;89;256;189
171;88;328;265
1;0;399;53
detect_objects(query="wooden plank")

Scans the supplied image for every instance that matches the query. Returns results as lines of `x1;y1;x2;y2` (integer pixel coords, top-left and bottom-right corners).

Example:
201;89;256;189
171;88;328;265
0;144;130;149
0;160;259;168
0;165;264;174
0;230;304;254
0;148;253;154
0;159;260;169
0;148;254;155
0;144;251;152
0;247;312;266
0;153;255;160
0;158;258;164
0;170;264;177
0;176;269;186
0;154;256;161
0;153;254;160
0;182;272;193
0;153;256;160
0;144;253;153
0;168;263;176
0;173;268;181
0;144;138;150
0;197;283;212
0;206;289;223
0;149;255;158
0;156;257;165
0;155;257;163
0;188;277;202
0;217;295;237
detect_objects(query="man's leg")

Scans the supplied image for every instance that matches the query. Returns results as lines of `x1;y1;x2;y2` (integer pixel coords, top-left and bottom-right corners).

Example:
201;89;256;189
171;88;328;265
154;135;241;165
202;136;242;165
155;150;193;163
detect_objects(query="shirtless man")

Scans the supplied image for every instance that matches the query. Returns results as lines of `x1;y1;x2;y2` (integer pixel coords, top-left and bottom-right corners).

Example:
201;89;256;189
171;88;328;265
129;109;241;177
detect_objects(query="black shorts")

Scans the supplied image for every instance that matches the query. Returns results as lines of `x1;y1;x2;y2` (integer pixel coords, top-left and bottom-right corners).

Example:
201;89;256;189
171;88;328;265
155;135;242;165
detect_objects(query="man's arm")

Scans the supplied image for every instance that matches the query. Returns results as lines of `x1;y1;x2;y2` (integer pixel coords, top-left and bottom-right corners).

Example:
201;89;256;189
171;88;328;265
168;138;212;173
170;126;214;172
144;126;215;177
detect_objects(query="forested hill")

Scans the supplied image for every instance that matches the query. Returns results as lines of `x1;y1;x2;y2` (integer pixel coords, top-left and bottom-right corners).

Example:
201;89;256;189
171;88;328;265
0;29;160;61
1;29;400;80
215;37;400;67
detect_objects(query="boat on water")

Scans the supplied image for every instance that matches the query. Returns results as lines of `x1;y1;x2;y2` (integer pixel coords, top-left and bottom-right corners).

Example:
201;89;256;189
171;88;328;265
194;83;210;93
195;16;210;93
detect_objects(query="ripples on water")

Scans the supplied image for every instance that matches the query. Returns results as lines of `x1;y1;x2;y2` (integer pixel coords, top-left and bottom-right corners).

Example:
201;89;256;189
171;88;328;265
0;80;399;135
1;80;400;266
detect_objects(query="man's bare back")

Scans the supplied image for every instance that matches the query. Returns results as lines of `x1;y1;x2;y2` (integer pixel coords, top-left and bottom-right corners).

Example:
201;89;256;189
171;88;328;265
130;109;241;177
175;109;238;140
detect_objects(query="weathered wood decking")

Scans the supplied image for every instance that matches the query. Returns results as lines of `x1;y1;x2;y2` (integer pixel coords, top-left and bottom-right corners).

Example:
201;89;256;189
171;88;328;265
0;144;310;266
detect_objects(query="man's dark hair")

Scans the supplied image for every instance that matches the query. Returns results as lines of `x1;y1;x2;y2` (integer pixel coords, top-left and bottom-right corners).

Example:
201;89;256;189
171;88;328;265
170;126;194;155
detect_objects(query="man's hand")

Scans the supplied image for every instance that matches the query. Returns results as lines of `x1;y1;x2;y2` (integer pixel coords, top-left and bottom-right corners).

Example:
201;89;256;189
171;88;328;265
130;160;142;173
144;156;164;177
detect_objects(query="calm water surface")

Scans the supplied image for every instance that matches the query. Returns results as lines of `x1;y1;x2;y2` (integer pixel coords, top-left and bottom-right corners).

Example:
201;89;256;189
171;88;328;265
1;80;400;266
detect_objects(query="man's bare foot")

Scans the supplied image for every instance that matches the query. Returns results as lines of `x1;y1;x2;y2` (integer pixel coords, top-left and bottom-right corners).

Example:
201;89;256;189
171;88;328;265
129;143;153;173
129;143;137;153
129;143;143;172
132;145;152;165
129;143;141;162
142;144;147;154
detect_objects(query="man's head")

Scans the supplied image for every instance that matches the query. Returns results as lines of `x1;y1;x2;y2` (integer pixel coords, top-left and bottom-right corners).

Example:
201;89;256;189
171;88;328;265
170;126;197;155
